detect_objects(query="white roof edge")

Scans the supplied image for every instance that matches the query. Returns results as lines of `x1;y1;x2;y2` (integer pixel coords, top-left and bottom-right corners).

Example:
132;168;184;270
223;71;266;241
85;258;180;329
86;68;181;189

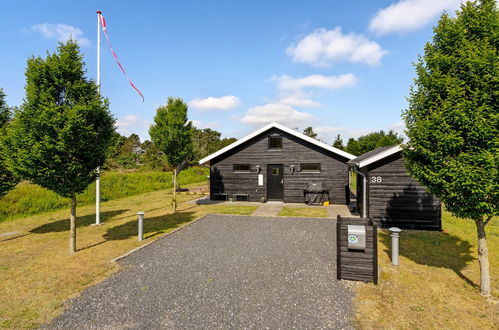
357;145;402;168
198;122;356;165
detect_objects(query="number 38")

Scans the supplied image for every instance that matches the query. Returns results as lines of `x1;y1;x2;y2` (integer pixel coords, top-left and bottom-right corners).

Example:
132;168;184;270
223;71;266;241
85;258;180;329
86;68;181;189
371;176;382;183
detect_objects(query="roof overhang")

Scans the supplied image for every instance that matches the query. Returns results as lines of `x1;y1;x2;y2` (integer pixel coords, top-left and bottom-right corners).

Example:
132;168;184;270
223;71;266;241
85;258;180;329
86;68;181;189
348;145;402;169
198;122;356;165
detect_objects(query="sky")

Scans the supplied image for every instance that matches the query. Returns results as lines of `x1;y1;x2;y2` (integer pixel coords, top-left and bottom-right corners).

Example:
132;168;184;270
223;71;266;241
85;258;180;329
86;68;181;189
0;0;466;143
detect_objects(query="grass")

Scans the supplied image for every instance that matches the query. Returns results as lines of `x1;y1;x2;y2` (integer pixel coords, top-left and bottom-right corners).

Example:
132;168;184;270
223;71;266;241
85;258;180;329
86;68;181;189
0;166;209;222
278;206;328;218
0;189;256;328
354;212;498;329
208;204;258;215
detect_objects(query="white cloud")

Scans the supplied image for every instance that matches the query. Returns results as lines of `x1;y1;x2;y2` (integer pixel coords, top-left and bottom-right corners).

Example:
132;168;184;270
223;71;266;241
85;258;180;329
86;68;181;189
273;74;357;91
286;27;387;67
369;0;461;35
191;120;221;129
31;23;91;46
315;126;372;142
116;114;149;139
241;103;313;127
189;95;241;111
278;94;321;107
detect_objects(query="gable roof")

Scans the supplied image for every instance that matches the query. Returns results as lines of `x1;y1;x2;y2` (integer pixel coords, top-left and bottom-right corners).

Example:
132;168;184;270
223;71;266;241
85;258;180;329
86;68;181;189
348;145;402;168
198;122;356;164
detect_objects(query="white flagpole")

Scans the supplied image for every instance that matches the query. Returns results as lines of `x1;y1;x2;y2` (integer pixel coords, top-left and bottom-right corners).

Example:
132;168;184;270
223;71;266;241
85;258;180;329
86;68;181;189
95;10;102;225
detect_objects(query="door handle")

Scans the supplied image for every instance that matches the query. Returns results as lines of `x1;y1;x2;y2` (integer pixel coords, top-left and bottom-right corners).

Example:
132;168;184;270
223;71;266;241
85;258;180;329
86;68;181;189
281;179;283;184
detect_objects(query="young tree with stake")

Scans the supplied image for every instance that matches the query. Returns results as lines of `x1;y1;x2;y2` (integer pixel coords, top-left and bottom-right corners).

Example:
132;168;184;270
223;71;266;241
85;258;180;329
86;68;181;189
149;97;193;213
403;0;498;296
3;41;115;253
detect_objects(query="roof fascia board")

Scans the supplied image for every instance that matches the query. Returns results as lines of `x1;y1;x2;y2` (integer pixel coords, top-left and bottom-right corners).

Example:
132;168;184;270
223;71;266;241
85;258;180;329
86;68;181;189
357;145;402;168
198;122;355;164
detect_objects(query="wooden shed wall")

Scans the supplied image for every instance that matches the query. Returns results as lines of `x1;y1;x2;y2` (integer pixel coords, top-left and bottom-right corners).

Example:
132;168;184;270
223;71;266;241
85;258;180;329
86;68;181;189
364;153;441;230
210;128;349;203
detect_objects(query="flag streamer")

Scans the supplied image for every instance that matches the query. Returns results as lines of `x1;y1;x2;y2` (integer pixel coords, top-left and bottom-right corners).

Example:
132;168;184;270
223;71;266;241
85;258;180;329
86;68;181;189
98;14;144;101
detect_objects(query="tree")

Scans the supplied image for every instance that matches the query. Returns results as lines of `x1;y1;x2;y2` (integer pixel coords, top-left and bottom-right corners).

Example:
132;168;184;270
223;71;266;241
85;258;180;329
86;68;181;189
191;127;237;163
3;41;115;253
345;130;403;155
332;134;344;150
403;0;498;296
303;126;318;139
192;127;222;163
0;88;18;197
140;140;169;171
149;97;193;212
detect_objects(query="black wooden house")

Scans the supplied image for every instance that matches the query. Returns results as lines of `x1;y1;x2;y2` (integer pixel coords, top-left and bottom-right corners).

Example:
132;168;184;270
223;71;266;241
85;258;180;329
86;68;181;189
199;122;355;204
349;145;441;230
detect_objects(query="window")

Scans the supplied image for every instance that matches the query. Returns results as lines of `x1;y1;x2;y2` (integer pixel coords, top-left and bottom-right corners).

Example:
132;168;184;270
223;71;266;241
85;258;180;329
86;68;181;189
301;163;321;172
233;164;251;172
268;135;282;149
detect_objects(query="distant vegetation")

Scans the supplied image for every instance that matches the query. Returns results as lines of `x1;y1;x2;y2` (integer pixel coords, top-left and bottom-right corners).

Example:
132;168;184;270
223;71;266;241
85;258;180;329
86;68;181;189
0;166;209;222
335;130;404;156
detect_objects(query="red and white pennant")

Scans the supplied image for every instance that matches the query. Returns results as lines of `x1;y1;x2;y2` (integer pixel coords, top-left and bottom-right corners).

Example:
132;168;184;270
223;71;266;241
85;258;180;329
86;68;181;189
97;11;144;101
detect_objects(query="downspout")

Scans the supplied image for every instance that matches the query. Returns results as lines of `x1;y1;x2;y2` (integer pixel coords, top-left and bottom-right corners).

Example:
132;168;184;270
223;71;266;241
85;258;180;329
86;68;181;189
352;165;367;219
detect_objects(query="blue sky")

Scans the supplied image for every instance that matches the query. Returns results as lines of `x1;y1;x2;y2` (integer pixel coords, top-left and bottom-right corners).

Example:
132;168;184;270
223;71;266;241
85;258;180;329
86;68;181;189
0;0;465;142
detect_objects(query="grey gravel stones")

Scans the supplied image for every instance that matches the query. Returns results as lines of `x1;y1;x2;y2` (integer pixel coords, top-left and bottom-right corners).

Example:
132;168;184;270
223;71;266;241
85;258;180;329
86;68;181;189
46;215;354;329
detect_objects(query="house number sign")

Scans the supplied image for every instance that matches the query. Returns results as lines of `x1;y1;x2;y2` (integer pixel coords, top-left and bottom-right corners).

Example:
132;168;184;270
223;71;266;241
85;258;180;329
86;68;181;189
371;176;382;183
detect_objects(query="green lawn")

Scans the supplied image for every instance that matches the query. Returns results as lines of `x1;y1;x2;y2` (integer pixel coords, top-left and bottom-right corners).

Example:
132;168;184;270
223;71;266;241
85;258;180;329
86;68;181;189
0;166;209;222
278;206;328;218
355;212;498;328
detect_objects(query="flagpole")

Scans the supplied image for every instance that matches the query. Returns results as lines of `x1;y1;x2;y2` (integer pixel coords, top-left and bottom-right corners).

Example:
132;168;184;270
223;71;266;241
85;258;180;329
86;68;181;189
95;10;102;225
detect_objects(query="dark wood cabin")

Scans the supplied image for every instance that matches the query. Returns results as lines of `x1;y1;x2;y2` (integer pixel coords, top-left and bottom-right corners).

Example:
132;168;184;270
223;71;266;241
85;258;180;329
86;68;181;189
199;122;355;204
349;145;441;230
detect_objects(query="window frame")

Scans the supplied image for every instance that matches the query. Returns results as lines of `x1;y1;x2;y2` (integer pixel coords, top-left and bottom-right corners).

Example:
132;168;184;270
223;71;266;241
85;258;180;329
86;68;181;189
233;164;251;173
300;163;321;173
268;134;283;150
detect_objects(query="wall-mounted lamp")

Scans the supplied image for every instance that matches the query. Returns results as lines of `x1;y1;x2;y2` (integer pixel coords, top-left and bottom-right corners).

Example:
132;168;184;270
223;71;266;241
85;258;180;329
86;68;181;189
256;165;262;174
290;165;296;174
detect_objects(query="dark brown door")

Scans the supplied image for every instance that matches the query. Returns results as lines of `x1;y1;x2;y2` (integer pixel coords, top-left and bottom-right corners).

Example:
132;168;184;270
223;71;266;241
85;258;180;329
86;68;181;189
267;164;284;201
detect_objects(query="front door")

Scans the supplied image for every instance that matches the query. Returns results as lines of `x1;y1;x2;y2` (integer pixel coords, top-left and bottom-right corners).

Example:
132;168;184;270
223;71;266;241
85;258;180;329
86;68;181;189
267;164;284;201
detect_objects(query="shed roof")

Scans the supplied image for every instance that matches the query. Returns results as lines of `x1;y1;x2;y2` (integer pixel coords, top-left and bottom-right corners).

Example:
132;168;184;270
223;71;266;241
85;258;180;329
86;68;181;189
348;145;402;168
198;122;356;164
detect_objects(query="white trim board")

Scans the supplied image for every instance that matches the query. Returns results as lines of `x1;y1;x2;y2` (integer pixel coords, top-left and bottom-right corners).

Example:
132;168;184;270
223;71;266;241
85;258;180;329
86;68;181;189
198;122;356;164
355;145;402;168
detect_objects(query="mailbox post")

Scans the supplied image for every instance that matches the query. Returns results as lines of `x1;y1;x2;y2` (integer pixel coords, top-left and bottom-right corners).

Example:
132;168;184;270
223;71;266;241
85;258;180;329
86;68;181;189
337;216;378;284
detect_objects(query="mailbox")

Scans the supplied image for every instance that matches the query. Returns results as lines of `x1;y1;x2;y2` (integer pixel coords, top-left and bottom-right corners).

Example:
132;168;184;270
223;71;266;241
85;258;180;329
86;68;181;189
347;225;366;251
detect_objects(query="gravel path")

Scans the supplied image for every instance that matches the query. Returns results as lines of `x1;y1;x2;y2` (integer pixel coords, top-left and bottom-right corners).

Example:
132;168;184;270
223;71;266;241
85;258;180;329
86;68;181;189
46;215;354;329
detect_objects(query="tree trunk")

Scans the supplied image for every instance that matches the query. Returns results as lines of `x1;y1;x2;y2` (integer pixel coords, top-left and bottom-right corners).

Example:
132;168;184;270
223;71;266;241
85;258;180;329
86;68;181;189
172;168;177;213
69;194;77;254
474;217;490;297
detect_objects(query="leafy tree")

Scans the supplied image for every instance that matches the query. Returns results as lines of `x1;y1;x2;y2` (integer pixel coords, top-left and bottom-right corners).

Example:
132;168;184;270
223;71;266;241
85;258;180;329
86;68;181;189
140;140;169;171
345;130;403;155
149;97;193;212
403;0;498;296
191;127;237;163
0;88;18;197
192;127;222;163
303;126;318;139
332;134;344;150
3;41;115;253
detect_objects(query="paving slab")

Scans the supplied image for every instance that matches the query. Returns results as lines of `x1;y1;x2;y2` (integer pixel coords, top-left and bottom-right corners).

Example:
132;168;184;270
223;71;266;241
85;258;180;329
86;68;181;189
46;214;354;329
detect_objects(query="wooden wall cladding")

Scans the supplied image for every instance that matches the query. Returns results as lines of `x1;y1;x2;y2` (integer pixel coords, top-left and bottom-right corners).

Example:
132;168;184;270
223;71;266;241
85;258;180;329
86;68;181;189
336;216;378;284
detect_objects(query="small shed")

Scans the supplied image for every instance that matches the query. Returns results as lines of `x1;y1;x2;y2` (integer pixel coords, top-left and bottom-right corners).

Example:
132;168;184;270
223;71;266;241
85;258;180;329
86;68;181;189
199;122;356;204
348;145;441;230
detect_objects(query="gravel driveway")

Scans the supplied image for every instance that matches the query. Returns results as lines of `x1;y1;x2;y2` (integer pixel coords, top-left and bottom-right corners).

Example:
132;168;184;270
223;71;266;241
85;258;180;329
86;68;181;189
46;215;354;329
